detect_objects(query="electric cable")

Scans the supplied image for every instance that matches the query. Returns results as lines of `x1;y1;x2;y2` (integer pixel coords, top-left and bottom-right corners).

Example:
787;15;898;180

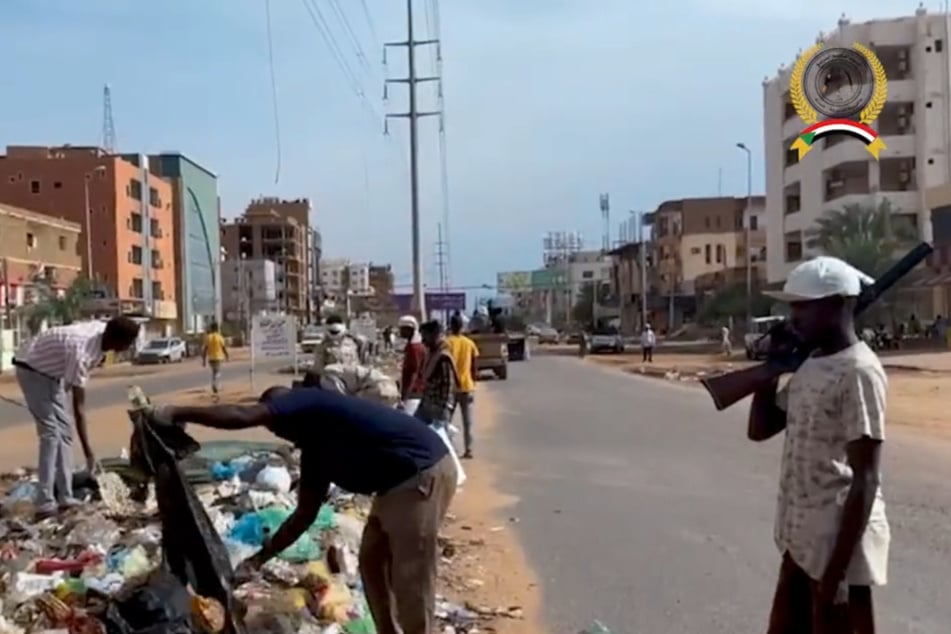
265;0;282;184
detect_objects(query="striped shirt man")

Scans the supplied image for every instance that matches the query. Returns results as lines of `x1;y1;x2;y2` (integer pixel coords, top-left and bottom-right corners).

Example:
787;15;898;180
16;321;108;388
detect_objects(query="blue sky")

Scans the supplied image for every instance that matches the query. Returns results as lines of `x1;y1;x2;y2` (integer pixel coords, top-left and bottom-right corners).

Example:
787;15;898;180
0;0;930;292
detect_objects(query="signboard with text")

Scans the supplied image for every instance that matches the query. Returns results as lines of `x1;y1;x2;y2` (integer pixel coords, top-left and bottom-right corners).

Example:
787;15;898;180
251;314;297;358
531;268;566;290
392;292;466;313
496;271;532;293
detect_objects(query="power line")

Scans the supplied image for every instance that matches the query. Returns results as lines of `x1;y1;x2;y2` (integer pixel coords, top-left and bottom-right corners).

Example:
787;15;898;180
358;0;380;48
325;0;371;73
265;0;282;184
299;0;376;118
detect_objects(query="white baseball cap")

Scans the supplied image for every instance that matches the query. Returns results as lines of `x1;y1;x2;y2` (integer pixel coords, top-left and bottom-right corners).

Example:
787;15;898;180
397;315;418;329
764;256;874;302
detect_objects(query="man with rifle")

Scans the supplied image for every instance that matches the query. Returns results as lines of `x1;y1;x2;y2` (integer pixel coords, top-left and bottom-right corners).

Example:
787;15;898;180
750;257;888;633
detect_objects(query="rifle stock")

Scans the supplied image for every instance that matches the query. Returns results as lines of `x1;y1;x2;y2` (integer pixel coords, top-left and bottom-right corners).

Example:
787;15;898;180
700;242;933;411
700;363;785;411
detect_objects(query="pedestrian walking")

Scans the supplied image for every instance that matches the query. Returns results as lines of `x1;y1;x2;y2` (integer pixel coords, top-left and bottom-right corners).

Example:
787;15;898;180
721;324;732;357
446;314;479;458
641;324;655;362
398;315;426;414
148;384;457;634
752;256;888;634
202;322;229;396
14;317;140;519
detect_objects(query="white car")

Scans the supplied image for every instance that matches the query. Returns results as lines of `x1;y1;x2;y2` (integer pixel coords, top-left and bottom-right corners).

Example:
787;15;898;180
590;329;625;354
135;337;187;364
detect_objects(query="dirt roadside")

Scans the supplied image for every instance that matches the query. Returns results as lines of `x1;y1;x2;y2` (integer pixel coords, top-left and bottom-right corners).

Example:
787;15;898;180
587;352;951;437
438;388;547;634
0;377;548;633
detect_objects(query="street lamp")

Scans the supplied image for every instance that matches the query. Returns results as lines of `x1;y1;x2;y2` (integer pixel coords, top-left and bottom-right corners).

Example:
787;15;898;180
84;166;107;281
735;142;753;326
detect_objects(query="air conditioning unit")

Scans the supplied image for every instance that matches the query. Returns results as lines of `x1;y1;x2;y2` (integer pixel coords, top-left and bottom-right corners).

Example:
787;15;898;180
898;60;908;72
900;171;911;183
898;116;909;128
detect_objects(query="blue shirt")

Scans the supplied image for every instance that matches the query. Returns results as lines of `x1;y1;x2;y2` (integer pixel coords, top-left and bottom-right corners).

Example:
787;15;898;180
264;387;448;495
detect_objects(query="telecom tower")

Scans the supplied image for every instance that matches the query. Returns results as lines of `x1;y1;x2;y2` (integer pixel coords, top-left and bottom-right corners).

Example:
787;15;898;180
599;193;610;252
102;84;117;153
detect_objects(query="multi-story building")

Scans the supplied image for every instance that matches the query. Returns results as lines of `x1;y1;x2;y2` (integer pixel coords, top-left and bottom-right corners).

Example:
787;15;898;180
0;146;177;332
0;202;83;370
148;153;221;333
644;196;766;328
763;9;940;285
220;198;318;322
320;258;372;297
220;258;279;320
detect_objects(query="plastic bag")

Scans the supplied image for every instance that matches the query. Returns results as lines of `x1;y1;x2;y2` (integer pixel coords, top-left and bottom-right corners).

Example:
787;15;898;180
254;466;292;493
99;568;192;634
430;425;467;487
128;409;246;633
229;507;324;563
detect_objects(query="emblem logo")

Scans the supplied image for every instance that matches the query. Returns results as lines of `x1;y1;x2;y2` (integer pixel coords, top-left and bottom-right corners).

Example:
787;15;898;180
789;42;888;160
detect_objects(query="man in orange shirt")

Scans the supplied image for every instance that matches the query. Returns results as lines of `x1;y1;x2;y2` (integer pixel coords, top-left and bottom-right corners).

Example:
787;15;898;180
446;314;479;458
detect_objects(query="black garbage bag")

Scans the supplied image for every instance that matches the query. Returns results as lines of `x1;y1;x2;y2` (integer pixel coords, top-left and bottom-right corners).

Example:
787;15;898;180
128;410;247;634
99;567;193;634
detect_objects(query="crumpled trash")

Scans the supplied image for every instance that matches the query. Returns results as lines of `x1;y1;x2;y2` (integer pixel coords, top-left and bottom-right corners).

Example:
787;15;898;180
579;622;615;633
255;465;292;494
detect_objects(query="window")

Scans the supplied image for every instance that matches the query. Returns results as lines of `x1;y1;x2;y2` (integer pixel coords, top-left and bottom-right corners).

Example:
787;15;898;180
152;281;163;300
690;247;701;255
30;180;40;194
26;233;36;249
715;216;721;229
53;181;62;189
750;215;758;231
151;249;162;268
785;231;803;262
150;218;161;237
58;236;67;250
705;216;711;229
716;244;724;263
43;266;55;280
132;278;144;298
130;245;143;265
582;271;594;279
128;179;142;201
149;187;161;208
129;213;143;232
937;39;944;53
705;244;712;264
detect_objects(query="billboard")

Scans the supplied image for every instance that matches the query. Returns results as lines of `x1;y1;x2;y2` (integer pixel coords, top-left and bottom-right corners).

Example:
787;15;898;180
531;268;566;290
392;292;466;313
496;271;532;293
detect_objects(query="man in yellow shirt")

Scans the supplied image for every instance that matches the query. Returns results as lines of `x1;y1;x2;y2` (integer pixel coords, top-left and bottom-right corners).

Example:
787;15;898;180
202;323;229;396
446;314;479;458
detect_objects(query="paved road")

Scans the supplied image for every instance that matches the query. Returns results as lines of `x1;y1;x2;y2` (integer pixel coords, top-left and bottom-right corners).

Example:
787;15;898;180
483;356;951;633
0;358;286;427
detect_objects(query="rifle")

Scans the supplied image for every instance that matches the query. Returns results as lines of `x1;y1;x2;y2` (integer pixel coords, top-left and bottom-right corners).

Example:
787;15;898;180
700;242;934;411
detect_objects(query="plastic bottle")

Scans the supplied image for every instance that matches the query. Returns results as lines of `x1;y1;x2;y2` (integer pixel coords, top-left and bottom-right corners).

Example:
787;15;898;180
127;385;150;409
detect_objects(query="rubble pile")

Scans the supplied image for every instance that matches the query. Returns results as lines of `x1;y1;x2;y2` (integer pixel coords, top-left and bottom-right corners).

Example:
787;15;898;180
0;439;479;634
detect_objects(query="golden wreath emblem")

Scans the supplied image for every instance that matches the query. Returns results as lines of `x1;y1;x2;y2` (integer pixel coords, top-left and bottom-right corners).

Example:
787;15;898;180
789;42;888;160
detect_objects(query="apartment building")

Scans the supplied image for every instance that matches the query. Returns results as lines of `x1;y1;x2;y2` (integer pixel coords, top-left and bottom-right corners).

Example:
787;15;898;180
644;196;766;327
148;153;221;333
763;9;942;284
320;258;372;297
220;258;279;320
0;146;177;328
220;198;318;322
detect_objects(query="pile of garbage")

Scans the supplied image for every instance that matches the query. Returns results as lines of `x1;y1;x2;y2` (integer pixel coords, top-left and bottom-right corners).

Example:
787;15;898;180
0;439;380;633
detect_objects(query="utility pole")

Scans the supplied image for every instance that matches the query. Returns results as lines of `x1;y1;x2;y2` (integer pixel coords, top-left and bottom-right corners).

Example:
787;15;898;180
434;222;449;322
737;142;753;327
384;0;441;320
633;210;648;329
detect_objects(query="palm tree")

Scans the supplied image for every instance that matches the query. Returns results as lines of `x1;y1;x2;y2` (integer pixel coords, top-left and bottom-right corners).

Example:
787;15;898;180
18;274;94;335
805;199;918;277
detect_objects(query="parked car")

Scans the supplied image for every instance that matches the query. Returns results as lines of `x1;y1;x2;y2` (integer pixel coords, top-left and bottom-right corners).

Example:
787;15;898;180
536;326;560;344
135;337;187;364
590;327;625;354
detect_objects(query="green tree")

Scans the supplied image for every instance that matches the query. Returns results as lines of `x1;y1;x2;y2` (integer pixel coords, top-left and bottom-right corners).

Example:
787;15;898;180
697;283;775;325
805;199;917;277
18;274;95;335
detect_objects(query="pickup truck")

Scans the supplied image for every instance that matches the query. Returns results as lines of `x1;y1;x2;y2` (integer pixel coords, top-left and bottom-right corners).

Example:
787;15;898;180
589;329;625;354
469;332;509;380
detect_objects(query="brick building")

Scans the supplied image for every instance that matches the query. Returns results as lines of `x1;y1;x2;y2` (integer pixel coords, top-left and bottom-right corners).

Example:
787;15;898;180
0;146;177;331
